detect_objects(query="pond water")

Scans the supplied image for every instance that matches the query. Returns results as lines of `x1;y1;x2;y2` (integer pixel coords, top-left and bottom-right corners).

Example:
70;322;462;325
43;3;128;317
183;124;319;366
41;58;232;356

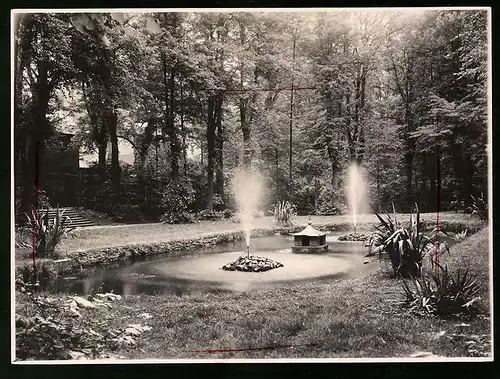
42;232;456;296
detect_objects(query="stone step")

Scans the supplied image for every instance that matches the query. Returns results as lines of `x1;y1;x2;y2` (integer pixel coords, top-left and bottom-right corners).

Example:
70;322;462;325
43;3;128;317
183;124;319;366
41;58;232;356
39;207;96;228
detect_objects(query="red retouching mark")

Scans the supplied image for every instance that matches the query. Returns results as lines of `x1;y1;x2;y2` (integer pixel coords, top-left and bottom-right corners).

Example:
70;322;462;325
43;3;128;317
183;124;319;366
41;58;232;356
31;141;40;289
190;343;319;354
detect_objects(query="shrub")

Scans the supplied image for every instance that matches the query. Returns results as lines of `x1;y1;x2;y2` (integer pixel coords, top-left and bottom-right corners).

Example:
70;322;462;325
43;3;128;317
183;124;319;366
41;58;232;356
25;207;76;259
273;200;296;227
160;211;197;224
368;204;449;278
212;194;225;211
160;179;196;223
196;209;225;221
401;264;482;318
469;192;488;221
222;208;234;218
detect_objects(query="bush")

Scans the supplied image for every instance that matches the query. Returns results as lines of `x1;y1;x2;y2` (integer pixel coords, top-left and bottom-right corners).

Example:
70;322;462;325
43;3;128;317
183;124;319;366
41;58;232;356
160;179;196;223
315;187;344;215
196;209;225;221
401;263;482;318
212;194;225;211
368;204;449;278
25;207;76;259
222;208;234;218
273;200;296;227
160;211;197;224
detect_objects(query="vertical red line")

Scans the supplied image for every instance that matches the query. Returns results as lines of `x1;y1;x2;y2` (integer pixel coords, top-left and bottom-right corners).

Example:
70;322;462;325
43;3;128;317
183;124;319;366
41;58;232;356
435;143;441;275
32;141;40;288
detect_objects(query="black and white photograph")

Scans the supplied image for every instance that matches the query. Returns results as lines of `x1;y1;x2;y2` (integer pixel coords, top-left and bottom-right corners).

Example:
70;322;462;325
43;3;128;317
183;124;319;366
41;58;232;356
11;7;492;363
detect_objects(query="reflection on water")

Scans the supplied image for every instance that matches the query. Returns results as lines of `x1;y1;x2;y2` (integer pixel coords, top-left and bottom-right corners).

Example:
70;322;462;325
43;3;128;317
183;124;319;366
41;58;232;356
41;233;457;296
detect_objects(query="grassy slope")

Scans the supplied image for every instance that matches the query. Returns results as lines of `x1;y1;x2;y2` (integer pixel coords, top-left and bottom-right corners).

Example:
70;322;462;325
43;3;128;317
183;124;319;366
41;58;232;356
89;227;490;360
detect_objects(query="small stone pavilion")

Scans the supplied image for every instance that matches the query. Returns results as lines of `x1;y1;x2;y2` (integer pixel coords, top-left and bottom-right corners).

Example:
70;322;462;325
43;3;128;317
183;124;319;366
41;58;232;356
291;219;328;253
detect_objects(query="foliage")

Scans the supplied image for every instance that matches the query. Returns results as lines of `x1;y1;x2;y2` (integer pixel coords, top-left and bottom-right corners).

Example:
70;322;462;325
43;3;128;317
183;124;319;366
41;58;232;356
212;194;225;212
160;211;197;225
369;204;449;278
196;209;225;221
15;276;134;360
469;192;488;221
25;207;76;259
273;200;296;227
14;10;488;221
160;179;196;224
401;263;482;318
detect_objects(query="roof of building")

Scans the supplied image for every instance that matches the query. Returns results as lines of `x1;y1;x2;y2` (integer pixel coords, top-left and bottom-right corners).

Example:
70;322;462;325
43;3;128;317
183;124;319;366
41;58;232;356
291;220;326;237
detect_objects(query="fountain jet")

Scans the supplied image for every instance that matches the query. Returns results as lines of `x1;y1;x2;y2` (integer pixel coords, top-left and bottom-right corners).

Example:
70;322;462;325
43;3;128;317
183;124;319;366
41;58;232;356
232;167;263;255
347;162;368;234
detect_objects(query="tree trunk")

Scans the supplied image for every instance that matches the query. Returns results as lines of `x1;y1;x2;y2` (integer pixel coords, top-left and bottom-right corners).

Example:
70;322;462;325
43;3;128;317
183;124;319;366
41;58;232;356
168;68;180;180
404;105;415;208
108;108;121;202
22;64;52;215
180;83;187;175
206;95;217;210
214;94;224;202
240;98;251;167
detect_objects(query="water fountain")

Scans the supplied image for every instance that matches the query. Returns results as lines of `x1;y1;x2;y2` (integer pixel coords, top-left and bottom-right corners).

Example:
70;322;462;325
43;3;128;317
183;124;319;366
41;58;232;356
221;167;284;272
341;162;370;242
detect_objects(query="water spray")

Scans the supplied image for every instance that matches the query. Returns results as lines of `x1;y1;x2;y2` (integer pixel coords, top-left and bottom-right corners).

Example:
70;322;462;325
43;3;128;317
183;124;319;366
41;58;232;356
347;162;367;236
232;167;263;259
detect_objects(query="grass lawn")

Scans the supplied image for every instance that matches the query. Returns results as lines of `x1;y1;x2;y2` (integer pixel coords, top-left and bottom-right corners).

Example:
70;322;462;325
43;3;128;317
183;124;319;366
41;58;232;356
114;228;491;359
16;225;491;360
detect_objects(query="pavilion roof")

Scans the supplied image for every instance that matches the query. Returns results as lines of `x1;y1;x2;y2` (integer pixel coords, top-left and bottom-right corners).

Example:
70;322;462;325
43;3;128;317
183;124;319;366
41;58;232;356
291;221;326;237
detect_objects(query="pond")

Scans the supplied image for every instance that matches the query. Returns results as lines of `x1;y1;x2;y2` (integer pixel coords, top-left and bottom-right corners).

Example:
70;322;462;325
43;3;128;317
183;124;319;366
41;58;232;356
41;232;456;296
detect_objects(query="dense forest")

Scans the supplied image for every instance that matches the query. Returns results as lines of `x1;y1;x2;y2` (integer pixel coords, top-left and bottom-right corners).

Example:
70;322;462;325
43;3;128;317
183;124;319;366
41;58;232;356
14;10;489;223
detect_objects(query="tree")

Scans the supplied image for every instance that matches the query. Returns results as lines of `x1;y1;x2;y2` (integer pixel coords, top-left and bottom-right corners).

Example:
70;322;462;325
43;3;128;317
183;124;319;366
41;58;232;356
15;13;77;215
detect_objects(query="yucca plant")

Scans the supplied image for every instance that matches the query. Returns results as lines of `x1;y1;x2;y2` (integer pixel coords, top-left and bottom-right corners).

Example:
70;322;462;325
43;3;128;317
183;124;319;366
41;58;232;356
368;203;449;278
401;263;481;317
469;192;488;221
25;207;76;259
273;200;296;227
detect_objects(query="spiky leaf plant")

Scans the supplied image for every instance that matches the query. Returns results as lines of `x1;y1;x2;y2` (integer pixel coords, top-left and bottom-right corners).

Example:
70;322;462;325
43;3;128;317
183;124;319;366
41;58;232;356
367;203;449;278
401;263;481;317
25;207;76;259
273;200;296;227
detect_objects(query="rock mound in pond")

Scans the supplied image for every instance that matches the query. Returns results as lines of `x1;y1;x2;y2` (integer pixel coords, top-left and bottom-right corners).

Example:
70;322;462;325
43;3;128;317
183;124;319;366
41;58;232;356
338;232;370;242
221;255;284;272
